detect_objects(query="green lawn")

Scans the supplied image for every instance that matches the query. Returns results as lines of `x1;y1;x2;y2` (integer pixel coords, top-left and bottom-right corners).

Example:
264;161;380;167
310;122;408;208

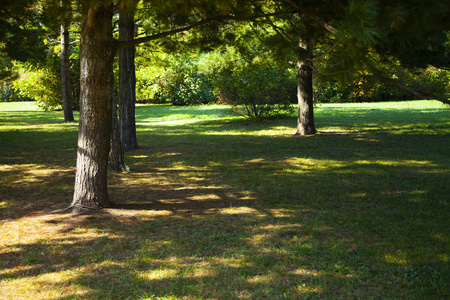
0;100;449;299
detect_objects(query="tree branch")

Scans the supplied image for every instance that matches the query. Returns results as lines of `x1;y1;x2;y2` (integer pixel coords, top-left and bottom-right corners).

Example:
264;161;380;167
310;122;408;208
367;62;450;105
115;15;233;50
285;0;340;36
115;10;294;50
306;38;341;62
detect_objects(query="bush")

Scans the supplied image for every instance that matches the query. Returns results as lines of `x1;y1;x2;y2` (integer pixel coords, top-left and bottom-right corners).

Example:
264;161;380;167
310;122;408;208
135;65;165;104
314;80;346;103
11;51;80;111
159;55;216;106
13;67;62;111
0;83;31;102
215;65;295;120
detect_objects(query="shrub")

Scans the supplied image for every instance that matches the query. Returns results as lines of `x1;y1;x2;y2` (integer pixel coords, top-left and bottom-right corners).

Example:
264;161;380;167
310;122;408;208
0;83;31;102
159;55;216;106
13;67;62;111
135;65;166;103
215;65;295;120
314;80;346;103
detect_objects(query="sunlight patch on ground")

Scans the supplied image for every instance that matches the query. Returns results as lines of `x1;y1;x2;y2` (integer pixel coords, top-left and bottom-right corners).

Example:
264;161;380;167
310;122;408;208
266;209;298;218
187;194;222;201
1;164;72;185
246;158;266;163
282;157;345;171
138;118;218;126
384;253;408;264
289;268;320;277
105;209;173;219
130;154;149;159
355;160;437;167
205;206;264;216
155;152;182;158
0;269;87;300
137;269;178;281
247;273;277;284
0;212;121;247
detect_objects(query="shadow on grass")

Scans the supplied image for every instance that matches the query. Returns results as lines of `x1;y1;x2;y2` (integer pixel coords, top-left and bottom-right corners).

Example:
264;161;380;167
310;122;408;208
1;103;449;298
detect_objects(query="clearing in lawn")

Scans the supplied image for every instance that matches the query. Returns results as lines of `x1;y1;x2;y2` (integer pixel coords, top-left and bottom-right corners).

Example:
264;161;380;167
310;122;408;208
0;100;449;299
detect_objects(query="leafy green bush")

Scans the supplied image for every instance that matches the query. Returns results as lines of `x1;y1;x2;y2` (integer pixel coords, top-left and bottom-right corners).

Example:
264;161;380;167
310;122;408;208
215;65;295;120
13;67;62;111
159;55;216;106
135;65;165;103
314;81;346;103
11;50;80;111
409;67;449;97
0;83;31;102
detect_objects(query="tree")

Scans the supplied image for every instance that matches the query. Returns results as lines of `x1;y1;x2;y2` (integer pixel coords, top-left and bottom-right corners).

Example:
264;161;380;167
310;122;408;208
249;0;450;135
69;0;236;212
70;2;115;212
108;70;127;172
118;8;139;150
60;18;74;122
295;37;316;135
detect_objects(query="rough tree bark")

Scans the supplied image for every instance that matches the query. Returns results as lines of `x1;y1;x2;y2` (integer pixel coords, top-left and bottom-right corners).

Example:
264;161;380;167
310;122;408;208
70;4;115;213
60;20;74;123
118;11;139;150
108;71;126;172
295;38;317;136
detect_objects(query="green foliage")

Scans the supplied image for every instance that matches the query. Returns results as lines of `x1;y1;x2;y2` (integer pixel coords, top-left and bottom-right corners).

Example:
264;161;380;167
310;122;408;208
0;55;29;102
135;54;216;106
135;64;165;103
0;83;31;102
11;41;81;111
315;63;450;103
215;64;295;120
0;0;47;65
160;54;216;106
12;66;62;111
314;81;345;103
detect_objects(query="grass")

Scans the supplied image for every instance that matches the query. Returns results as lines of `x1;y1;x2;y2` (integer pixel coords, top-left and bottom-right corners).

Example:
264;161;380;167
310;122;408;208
0;100;449;299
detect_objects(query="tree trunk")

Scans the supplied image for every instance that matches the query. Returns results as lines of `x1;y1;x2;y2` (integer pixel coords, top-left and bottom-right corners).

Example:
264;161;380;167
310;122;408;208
109;71;127;172
61;20;74;123
295;38;317;136
118;11;139;150
70;4;115;213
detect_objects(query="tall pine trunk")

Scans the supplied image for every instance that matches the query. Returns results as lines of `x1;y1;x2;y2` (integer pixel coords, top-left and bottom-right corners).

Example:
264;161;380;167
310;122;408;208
61;20;74;123
118;11;139;150
70;4;115;213
295;39;316;136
